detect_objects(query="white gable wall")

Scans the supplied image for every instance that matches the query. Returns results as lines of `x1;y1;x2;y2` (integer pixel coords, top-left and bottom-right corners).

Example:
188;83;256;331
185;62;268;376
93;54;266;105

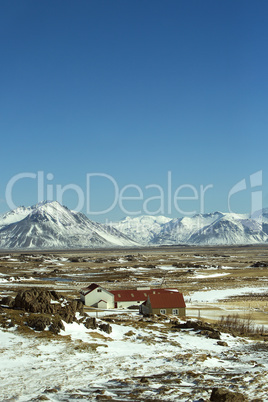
83;287;114;308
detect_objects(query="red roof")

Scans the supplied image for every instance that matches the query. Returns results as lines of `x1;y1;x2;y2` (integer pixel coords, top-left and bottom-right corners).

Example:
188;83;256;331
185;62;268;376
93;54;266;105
111;288;179;303
148;291;186;309
80;283;99;294
80;283;114;296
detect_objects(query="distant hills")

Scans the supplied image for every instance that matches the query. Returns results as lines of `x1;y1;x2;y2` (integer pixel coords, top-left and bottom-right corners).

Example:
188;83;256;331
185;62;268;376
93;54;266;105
0;201;267;249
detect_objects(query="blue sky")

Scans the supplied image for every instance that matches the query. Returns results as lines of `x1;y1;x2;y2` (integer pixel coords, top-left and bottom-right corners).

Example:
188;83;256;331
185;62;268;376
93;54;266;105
0;0;267;222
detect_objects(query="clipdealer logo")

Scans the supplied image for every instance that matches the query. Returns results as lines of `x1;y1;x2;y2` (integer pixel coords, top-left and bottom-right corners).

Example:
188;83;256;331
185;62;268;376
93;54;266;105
5;171;213;216
228;170;262;221
5;170;263;218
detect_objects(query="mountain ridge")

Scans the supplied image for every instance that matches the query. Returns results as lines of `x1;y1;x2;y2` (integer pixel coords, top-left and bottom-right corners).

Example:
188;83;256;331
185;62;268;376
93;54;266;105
111;211;268;246
0;201;267;249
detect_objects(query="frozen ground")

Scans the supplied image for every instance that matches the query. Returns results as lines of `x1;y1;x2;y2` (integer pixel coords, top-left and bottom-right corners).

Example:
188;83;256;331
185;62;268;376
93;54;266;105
0;246;268;401
0;313;268;401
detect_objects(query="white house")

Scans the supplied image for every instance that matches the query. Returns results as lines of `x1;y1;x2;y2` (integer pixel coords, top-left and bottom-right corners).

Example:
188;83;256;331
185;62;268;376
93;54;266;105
80;283;185;314
80;283;115;309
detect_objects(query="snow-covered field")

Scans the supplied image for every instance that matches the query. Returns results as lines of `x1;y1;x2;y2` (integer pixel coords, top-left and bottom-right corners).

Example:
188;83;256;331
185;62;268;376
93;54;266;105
1;245;268;401
189;286;268;303
0;313;268;401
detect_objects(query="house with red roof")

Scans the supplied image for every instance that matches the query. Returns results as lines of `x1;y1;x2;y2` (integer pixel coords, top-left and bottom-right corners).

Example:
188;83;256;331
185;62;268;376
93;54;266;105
80;283;186;316
140;290;186;316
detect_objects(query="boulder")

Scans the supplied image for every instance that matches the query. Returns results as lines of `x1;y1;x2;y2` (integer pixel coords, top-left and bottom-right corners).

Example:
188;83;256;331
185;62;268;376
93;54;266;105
1;296;14;308
210;388;246;401
207;330;221;340
99;323;112;334
84;317;97;329
217;341;229;347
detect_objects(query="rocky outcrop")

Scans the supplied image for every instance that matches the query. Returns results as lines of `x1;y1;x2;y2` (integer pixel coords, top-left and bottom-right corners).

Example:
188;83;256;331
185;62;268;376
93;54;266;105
13;288;84;323
1;288;112;335
171;319;222;340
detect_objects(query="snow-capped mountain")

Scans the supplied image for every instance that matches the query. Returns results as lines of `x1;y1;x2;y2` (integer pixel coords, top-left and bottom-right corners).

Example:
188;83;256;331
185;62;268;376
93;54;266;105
112;215;172;245
0;202;137;249
1;202;268;249
111;211;268;246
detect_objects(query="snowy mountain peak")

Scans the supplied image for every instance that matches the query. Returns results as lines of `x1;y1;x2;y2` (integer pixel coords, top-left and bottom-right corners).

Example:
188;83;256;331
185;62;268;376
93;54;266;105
0;202;137;249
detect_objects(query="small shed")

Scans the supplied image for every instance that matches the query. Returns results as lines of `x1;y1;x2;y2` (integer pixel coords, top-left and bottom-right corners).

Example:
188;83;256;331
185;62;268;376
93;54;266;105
140;290;186;316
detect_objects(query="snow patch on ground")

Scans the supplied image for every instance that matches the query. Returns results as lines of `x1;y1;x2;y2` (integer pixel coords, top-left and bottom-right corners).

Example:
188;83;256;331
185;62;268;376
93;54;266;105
189;286;268;303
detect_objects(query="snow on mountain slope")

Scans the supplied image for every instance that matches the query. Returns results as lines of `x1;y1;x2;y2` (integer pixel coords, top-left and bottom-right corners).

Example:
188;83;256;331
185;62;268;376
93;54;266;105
153;212;224;245
0;202;137;249
111;215;172;245
188;215;268;245
0;205;34;227
112;211;268;246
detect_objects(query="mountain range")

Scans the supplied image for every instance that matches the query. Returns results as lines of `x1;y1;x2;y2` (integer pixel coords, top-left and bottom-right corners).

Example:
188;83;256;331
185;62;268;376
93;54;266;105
0;201;267;249
113;211;268;246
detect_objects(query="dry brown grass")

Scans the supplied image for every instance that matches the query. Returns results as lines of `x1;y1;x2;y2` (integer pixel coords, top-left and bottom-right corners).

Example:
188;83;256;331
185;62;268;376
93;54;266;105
218;313;268;337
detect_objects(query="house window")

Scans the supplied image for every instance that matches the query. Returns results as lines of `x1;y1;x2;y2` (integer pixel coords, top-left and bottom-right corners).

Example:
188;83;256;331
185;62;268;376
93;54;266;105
160;309;166;314
172;309;179;315
97;289;102;292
